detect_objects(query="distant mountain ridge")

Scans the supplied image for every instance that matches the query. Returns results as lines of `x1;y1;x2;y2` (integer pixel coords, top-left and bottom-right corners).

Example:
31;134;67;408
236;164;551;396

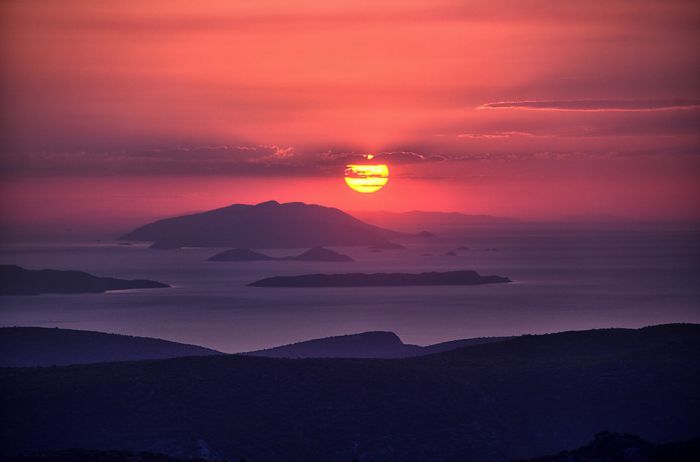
354;209;521;231
0;327;510;365
0;327;222;367
121;201;415;249
0;265;169;296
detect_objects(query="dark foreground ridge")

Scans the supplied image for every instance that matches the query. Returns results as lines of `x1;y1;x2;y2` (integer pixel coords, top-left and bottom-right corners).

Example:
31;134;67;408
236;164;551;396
248;269;511;287
2;448;222;462
208;246;354;262
120;200;423;249
2;324;697;461
6;433;699;462
0;327;222;367
0;265;169;296
515;431;700;462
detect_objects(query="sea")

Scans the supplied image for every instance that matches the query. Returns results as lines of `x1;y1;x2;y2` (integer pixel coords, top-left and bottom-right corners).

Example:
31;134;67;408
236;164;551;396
1;225;698;353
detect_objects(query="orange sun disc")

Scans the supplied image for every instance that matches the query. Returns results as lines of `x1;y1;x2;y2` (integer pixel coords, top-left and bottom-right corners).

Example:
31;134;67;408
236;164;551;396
344;164;389;193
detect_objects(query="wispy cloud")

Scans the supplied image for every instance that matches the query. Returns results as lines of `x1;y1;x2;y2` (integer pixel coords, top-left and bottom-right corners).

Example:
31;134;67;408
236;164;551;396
2;146;449;177
321;151;446;166
456;131;538;139
478;100;700;112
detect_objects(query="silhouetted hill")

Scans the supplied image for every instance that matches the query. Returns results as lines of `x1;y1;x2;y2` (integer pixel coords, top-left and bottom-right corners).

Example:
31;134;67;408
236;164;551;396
0;327;509;364
0;327;222;367
245;331;510;359
0;265;169;296
248;270;511;287
2;324;697;461
208;246;354;262
245;331;422;358
515;431;700;462
121;201;413;249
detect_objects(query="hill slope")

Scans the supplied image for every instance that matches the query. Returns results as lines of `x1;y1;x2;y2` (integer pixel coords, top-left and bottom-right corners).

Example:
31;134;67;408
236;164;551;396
1;324;698;461
0;327;222;367
121;201;409;249
245;331;422;358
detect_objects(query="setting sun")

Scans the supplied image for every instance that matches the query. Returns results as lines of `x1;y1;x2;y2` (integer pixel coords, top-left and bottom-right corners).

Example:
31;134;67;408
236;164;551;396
344;163;389;193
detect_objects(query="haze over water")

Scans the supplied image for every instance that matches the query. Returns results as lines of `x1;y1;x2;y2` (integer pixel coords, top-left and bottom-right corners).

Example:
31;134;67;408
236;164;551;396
2;225;697;353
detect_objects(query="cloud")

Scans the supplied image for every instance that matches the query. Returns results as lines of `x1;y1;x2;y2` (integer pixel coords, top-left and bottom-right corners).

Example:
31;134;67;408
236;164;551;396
373;151;446;164
457;131;538;139
478;99;700;112
1;145;450;178
320;151;446;166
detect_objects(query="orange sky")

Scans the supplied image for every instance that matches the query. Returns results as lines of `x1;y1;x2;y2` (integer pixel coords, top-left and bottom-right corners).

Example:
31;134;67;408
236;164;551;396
1;0;699;230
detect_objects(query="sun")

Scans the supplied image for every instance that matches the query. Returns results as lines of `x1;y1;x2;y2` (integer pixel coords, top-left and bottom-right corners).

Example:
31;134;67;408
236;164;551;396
344;156;389;193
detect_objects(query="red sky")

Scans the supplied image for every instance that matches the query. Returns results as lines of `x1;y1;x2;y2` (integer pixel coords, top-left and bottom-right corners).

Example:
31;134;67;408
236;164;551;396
1;0;699;231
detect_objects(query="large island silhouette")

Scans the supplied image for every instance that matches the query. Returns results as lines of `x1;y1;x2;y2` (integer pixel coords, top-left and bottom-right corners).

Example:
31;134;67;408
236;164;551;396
248;270;511;287
0;265;169;296
121;200;423;249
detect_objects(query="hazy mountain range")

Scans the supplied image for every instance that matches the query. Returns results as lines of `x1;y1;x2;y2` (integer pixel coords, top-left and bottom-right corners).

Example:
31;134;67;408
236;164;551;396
354;210;522;231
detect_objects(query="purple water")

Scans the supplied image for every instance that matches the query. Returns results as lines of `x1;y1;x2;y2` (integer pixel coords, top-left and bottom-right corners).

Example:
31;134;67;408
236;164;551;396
1;227;698;353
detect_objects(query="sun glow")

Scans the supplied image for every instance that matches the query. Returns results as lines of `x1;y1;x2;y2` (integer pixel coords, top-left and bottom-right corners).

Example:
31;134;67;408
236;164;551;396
344;163;389;193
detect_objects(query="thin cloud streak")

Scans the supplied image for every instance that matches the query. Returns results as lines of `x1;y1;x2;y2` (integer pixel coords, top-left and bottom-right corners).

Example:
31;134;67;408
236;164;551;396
479;100;700;112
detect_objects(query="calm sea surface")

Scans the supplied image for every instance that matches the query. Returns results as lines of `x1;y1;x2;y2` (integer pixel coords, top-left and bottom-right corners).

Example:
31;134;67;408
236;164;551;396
1;227;698;352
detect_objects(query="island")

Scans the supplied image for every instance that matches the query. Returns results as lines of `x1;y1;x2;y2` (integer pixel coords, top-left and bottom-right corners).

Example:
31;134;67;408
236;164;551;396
120;200;426;249
208;246;354;262
0;265;169;296
248;270;511;287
